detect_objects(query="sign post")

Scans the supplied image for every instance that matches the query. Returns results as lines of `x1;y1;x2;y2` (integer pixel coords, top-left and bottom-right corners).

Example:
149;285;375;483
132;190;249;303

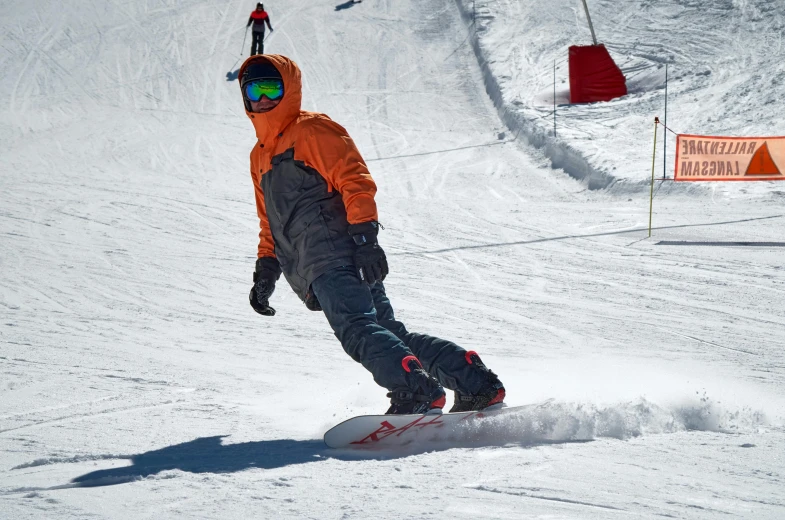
649;117;659;237
580;0;598;45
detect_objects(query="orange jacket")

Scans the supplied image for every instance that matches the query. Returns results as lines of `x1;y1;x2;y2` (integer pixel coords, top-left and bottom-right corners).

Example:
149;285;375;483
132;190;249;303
239;54;378;260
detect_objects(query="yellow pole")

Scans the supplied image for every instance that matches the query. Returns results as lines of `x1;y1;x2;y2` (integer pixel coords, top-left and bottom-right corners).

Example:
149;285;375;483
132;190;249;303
648;117;659;237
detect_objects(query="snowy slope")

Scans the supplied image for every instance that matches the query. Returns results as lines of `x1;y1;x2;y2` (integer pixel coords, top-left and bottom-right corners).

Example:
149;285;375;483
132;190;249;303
455;0;785;193
2;0;785;518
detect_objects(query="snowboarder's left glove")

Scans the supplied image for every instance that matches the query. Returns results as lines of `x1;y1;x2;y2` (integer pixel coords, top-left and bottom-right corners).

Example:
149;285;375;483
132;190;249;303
348;221;388;285
250;257;281;316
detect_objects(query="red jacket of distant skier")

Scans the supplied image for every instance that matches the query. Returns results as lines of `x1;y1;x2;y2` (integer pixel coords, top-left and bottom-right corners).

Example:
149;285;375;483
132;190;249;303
247;10;272;31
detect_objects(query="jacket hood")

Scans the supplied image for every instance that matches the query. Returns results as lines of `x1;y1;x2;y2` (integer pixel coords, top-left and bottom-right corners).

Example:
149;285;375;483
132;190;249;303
239;54;302;144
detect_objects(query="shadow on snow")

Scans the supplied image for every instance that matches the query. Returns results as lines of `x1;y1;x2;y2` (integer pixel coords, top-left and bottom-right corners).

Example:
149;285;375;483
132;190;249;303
66;434;589;488
70;436;326;487
335;1;359;11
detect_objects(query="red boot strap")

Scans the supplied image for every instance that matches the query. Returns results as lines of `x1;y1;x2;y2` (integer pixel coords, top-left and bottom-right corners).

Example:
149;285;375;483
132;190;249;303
488;389;506;406
431;395;446;409
465;350;479;364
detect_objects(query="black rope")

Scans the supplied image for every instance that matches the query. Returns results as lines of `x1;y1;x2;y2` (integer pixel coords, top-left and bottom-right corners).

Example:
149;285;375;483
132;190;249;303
658;121;680;136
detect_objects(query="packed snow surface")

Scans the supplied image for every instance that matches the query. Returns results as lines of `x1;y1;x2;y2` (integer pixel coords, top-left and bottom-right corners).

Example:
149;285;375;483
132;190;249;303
1;0;784;518
455;0;785;190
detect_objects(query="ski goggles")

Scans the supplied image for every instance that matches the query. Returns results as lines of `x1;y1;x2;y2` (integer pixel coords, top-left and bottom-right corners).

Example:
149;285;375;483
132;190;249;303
244;78;284;102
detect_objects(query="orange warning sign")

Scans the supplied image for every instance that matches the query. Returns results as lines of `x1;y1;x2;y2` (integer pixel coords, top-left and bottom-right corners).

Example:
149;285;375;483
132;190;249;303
674;134;785;181
746;142;781;175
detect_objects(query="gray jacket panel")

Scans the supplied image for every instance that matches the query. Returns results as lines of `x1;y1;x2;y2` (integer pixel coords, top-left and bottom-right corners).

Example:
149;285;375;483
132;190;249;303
261;147;356;300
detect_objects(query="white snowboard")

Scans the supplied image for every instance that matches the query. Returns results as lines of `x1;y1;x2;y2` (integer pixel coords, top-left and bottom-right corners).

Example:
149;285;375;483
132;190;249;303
324;403;543;449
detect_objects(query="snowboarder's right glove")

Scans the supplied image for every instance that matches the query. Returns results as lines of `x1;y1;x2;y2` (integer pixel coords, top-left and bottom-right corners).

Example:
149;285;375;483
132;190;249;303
250;257;281;316
348;221;388;285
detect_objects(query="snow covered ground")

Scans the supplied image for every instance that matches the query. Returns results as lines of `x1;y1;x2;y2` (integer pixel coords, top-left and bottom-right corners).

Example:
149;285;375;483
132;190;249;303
455;0;785;192
1;0;784;518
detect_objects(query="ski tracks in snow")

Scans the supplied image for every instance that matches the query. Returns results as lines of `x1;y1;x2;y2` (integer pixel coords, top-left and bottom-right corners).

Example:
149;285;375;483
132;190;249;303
2;0;785;518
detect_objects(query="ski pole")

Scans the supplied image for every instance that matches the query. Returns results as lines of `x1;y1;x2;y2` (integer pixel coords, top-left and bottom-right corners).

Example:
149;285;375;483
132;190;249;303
240;26;249;55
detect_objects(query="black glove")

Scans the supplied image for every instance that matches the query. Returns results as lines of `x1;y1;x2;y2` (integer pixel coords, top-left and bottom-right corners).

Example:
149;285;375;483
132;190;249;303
348;221;388;285
250;257;281;316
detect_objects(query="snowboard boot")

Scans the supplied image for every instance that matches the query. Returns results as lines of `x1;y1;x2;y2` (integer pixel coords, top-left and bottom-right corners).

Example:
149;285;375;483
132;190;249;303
385;356;446;415
449;351;505;413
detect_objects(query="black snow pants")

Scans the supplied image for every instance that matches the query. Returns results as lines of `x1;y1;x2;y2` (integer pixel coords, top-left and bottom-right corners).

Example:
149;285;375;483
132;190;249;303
311;266;490;394
250;30;265;55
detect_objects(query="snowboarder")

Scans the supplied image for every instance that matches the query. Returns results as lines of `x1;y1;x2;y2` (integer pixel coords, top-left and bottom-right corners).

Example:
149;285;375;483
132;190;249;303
239;54;505;414
246;3;273;56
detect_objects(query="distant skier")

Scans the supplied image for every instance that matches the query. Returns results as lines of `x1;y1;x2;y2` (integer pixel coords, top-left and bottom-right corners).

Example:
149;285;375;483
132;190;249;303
239;55;505;414
246;3;273;56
